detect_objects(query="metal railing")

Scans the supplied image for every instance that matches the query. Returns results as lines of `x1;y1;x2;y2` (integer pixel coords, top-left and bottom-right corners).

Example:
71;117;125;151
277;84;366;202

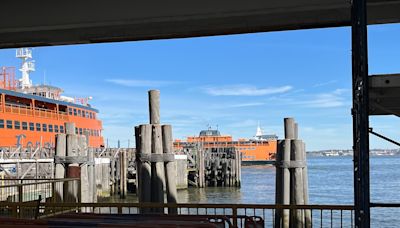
0;178;80;202
1;103;69;121
0;202;354;227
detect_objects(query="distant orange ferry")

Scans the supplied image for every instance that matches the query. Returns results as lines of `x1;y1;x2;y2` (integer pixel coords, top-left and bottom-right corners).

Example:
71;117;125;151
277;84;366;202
174;126;278;165
0;48;104;148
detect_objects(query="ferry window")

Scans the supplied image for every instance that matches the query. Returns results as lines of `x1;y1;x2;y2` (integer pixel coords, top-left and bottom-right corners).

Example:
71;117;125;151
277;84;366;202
0;119;4;128
6;120;12;129
75;127;78;134
42;124;47;132
78;109;81;116
22;122;27;130
60;125;64;133
86;111;89;118
29;122;34;131
79;128;83;135
68;108;72;115
89;112;93;119
36;123;41;131
54;125;59;133
49;124;53;132
14;121;20;130
73;109;77;116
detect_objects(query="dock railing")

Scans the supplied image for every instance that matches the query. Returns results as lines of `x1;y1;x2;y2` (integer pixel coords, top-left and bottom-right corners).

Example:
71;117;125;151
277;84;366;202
0;178;80;219
0;201;354;227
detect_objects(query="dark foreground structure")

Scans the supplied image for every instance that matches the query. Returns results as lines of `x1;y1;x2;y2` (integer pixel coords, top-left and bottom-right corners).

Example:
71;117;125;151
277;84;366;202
1;0;400;227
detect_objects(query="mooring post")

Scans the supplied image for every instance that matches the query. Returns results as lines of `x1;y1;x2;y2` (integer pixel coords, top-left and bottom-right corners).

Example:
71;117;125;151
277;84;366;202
162;125;178;214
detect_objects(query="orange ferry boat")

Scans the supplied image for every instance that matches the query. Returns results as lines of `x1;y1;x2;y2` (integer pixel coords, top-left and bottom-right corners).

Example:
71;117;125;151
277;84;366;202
175;125;278;165
0;48;104;148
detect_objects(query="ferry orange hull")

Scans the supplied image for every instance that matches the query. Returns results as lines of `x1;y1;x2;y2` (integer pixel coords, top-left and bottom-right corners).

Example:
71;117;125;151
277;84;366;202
174;130;277;164
0;88;104;148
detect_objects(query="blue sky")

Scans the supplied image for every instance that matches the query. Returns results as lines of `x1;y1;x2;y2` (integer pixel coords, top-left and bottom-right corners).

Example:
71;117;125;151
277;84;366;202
0;24;399;150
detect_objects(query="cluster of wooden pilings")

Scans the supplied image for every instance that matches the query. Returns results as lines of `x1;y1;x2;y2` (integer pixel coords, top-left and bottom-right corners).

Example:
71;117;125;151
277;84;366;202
54;123;96;204
134;90;178;214
201;148;241;187
182;144;241;188
275;118;311;228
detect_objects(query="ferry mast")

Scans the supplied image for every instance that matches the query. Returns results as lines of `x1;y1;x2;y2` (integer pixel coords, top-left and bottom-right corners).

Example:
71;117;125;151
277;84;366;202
16;48;35;89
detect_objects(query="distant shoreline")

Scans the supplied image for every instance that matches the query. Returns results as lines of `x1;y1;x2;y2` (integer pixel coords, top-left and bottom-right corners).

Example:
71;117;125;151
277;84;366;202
307;149;400;157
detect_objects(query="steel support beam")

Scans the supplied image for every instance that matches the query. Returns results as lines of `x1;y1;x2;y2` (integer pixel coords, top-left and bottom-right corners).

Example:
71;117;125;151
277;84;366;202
351;0;370;227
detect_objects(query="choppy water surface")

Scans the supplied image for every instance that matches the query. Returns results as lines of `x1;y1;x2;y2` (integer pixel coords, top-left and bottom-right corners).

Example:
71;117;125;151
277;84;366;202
115;156;400;227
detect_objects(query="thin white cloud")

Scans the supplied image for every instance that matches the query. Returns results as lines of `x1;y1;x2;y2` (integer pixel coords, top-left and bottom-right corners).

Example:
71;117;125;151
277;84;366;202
296;89;350;108
313;80;337;88
227;102;265;108
203;85;292;96
106;79;180;87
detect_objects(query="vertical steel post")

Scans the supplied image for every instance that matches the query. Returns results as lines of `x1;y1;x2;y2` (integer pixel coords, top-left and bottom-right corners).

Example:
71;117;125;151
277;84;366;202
351;0;370;227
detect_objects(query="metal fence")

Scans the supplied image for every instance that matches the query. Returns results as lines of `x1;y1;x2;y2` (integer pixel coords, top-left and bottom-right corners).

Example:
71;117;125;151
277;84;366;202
0;202;354;227
0;178;80;202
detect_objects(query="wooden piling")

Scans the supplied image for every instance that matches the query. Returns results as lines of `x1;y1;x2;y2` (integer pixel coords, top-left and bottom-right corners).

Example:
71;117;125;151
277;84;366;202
134;126;141;195
236;149;241;187
79;135;90;204
88;147;97;203
275;140;283;228
149;90;160;124
54;134;66;202
281;139;291;228
120;149;127;199
290;140;305;228
198;148;205;188
162;125;178;214
151;124;165;210
284;118;296;140
65;123;79;203
138;124;152;213
84;130;95;202
302;142;311;228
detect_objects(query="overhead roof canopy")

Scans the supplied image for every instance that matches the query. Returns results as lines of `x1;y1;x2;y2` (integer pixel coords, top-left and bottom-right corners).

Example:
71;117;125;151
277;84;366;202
1;0;400;48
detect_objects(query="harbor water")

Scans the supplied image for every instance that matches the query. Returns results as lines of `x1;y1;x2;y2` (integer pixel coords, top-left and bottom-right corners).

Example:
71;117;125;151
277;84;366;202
110;156;400;227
